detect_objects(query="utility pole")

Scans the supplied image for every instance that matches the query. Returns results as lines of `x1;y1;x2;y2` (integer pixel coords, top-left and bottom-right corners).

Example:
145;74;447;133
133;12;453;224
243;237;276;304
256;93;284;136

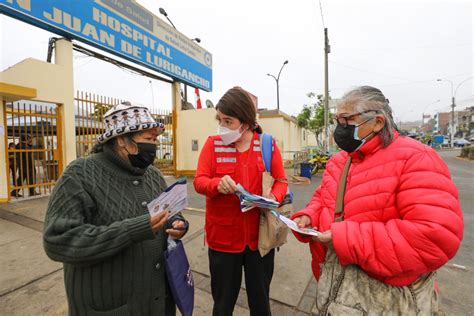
437;78;467;148
324;27;330;152
451;96;455;147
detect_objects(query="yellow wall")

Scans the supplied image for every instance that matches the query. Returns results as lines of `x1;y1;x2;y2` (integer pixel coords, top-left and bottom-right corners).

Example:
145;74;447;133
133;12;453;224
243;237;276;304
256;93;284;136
0;96;7;202
174;110;315;174
0;39;75;201
259;116;315;160
175;107;217;174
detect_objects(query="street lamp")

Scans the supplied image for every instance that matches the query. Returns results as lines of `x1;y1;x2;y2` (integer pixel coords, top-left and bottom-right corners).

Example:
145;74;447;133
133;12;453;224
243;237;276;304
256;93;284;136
267;60;289;111
149;80;155;110
159;7;202;103
159;8;177;29
437;77;474;147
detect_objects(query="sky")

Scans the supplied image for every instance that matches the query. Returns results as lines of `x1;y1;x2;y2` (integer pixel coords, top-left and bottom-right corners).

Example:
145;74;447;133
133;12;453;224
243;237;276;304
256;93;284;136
1;0;473;123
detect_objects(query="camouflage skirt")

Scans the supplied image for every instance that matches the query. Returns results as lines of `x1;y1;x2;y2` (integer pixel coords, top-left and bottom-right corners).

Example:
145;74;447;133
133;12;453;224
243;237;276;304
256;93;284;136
314;247;439;316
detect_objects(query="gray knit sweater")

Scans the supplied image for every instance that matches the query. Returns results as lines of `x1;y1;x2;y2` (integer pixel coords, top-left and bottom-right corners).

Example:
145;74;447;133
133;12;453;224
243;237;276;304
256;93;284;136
44;147;184;315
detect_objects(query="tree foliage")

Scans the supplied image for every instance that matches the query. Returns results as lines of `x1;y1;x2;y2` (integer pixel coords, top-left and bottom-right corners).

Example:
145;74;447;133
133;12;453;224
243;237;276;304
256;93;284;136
90;103;113;121
296;92;331;147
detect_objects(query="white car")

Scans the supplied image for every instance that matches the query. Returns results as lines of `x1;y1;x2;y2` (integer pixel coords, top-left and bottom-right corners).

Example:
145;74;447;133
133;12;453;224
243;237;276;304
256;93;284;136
453;138;471;147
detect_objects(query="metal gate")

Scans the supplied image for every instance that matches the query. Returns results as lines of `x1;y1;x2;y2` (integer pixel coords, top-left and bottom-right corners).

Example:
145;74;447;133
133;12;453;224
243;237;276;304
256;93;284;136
3;101;63;200
151;109;174;175
75;91;123;157
75;91;175;175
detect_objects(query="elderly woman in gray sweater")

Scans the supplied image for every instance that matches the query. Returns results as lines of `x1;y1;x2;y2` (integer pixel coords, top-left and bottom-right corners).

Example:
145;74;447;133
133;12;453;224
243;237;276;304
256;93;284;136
44;102;188;315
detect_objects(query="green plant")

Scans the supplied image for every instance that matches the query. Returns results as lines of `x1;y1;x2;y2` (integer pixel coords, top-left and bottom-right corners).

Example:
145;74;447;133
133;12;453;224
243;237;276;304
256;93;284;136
296;93;332;148
460;145;474;160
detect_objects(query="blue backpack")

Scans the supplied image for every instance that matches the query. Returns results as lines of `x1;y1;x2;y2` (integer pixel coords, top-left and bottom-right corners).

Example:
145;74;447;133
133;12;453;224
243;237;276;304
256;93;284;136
260;134;294;209
260;133;273;172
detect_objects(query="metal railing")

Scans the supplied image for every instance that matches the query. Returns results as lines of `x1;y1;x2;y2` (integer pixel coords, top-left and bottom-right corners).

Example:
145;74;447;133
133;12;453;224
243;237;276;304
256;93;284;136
4;101;63;199
74;91;175;175
75;91;122;157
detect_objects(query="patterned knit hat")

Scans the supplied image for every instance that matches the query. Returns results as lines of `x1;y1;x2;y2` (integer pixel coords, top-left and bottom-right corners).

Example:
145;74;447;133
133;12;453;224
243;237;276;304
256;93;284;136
97;101;165;144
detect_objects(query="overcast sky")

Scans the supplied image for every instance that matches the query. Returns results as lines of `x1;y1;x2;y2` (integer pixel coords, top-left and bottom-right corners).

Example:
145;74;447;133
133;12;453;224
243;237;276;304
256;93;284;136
1;0;473;123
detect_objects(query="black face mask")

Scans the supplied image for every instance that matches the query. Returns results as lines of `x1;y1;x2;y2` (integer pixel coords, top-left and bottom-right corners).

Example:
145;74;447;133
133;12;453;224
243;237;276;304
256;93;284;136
333;118;374;153
128;141;157;169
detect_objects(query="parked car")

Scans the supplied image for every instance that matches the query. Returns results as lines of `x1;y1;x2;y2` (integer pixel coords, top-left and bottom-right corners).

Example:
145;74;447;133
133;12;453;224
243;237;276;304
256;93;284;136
453;138;471;147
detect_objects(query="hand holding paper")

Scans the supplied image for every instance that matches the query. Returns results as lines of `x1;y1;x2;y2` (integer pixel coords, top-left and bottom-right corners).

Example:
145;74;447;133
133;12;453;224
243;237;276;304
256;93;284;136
271;211;321;236
234;184;280;212
150;211;169;234
148;178;188;218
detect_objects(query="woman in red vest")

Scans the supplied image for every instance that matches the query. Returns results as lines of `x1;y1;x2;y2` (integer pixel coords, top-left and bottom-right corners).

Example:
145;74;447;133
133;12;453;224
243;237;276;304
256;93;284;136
194;87;288;316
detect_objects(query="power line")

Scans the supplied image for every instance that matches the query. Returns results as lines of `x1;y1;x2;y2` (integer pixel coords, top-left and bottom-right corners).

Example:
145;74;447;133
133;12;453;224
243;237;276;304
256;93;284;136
318;0;326;29
72;43;173;84
329;60;408;80
336;43;473;52
379;74;474;88
74;58;94;70
330;60;474;85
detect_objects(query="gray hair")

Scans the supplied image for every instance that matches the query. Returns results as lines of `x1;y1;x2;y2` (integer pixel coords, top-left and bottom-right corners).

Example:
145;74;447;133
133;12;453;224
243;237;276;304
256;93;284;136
339;86;397;147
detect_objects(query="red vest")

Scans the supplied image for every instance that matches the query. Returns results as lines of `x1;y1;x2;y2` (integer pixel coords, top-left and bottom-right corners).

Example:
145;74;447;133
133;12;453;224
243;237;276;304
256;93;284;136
194;132;287;253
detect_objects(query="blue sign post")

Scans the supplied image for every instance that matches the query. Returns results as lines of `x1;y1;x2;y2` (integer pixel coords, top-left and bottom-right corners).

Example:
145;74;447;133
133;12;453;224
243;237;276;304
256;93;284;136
0;0;213;91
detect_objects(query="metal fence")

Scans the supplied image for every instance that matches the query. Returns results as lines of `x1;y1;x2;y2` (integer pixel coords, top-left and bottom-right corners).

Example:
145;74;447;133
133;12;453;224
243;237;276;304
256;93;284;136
3;101;63;199
151;110;174;175
74;91;174;175
75;91;122;157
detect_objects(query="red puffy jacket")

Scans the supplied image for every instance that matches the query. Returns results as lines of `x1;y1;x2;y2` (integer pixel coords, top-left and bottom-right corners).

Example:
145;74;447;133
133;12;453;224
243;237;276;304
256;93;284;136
194;132;288;253
291;132;463;286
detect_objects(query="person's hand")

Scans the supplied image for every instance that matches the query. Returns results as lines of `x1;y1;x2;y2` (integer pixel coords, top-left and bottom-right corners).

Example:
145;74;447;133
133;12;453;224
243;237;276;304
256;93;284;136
150;211;169;234
312;230;332;246
166;220;187;240
293;215;312;229
262;187;277;201
217;175;237;194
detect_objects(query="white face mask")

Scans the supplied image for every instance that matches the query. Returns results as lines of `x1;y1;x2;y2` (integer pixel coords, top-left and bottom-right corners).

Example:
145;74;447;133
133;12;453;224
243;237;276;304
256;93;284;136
217;125;244;145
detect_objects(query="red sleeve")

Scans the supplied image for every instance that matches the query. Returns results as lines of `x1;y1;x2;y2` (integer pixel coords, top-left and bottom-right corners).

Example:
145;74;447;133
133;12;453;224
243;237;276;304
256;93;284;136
332;149;463;279
193;137;221;198
269;141;288;203
290;185;324;243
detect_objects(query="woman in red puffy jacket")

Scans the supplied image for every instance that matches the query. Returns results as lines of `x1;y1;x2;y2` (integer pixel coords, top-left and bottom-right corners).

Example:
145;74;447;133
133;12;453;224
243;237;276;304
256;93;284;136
292;86;463;315
194;87;288;316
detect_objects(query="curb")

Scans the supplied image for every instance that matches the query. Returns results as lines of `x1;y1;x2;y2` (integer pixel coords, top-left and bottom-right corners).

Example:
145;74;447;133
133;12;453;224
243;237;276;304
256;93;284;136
455;156;474;163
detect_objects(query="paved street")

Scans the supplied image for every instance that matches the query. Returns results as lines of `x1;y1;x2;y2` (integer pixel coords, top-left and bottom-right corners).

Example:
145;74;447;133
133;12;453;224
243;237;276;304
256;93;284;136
0;149;472;315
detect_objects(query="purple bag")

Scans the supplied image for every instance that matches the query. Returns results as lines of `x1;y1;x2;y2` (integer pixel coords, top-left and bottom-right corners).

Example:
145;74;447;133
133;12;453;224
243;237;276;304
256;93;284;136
164;238;194;316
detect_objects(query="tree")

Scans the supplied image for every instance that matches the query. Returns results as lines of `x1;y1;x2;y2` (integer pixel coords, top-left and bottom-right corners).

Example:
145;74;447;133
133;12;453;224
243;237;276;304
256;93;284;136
90;103;113;121
296;92;331;148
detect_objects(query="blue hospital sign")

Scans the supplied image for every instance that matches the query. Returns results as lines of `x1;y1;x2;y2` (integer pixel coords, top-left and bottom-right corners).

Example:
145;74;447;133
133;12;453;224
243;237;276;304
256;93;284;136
0;0;213;91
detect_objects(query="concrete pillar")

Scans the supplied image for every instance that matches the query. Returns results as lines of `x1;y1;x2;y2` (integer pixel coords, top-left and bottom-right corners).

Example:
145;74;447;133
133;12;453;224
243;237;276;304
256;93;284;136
171;81;180;175
0;95;8;202
54;39;76;167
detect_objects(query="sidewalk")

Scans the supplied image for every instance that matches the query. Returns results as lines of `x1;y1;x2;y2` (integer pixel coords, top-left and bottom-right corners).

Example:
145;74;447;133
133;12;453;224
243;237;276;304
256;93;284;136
1;168;470;315
0;170;322;315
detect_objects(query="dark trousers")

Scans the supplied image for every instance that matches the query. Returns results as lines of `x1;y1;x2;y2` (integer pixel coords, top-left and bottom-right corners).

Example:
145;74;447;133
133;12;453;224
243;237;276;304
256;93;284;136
9;163;16;184
14;168;36;195
208;247;275;316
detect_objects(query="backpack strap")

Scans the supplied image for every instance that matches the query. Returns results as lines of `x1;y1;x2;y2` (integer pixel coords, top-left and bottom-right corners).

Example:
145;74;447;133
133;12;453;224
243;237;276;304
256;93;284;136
260;133;273;172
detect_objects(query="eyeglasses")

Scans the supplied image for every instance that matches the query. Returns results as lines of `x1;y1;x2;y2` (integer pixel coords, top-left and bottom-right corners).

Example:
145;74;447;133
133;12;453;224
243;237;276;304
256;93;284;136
335;110;378;128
